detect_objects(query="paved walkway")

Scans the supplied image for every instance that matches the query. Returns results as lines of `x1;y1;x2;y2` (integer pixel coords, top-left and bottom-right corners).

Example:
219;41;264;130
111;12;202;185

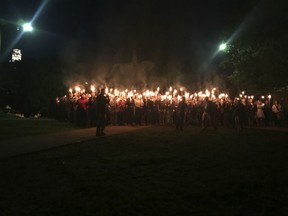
0;126;148;160
1;125;287;160
248;126;288;133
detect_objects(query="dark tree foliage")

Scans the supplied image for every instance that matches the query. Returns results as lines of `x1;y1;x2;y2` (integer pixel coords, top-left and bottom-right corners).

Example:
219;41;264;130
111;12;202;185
219;0;288;92
0;58;66;116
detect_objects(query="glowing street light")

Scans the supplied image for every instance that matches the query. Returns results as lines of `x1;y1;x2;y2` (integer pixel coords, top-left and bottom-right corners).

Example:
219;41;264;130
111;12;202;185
219;43;227;51
0;21;34;61
22;22;33;32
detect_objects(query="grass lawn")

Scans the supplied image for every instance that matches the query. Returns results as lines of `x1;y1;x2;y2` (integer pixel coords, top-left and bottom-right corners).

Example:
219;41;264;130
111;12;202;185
0;113;77;141
1;125;288;215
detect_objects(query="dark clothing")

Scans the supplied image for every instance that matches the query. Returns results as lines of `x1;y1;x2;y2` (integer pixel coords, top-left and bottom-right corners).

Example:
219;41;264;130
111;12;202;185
234;101;245;130
126;98;135;125
77;98;88;127
88;96;97;126
176;100;187;130
96;93;109;136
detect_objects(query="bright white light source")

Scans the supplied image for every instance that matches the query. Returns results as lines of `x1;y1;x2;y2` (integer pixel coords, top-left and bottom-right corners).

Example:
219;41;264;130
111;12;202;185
12;49;22;62
23;23;33;32
219;43;227;51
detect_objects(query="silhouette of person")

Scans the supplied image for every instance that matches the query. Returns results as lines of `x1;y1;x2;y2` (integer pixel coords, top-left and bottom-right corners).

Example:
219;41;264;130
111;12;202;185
96;88;109;136
176;96;187;131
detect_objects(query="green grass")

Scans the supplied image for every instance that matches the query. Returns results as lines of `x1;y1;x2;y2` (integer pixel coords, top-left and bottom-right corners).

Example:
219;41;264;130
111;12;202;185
1;126;288;215
0;114;77;141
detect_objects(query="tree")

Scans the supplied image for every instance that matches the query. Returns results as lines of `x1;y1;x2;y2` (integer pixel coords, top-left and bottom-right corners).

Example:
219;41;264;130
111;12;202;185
0;58;66;116
219;0;288;92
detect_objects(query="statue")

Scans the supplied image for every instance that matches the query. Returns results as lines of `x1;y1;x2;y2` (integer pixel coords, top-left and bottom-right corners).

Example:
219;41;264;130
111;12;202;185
110;51;154;87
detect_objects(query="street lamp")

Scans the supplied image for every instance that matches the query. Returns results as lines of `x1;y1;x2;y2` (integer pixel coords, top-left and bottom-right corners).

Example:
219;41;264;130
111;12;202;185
22;23;33;32
0;21;33;61
219;43;227;51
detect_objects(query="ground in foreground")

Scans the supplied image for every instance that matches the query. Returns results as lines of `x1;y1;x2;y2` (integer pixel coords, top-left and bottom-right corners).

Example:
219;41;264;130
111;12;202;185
1;126;288;215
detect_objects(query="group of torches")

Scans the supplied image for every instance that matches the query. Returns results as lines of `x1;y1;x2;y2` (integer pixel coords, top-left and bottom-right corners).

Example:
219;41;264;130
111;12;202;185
55;83;272;107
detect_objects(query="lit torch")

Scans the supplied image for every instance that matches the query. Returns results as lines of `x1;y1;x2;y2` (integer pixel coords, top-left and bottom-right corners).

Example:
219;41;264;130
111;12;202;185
90;85;95;92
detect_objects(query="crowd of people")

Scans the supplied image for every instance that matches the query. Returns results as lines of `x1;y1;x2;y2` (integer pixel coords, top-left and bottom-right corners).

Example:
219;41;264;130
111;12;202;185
50;87;288;132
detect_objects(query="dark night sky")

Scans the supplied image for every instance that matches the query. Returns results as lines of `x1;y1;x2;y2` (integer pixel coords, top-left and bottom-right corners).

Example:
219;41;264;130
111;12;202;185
2;0;286;87
1;0;261;60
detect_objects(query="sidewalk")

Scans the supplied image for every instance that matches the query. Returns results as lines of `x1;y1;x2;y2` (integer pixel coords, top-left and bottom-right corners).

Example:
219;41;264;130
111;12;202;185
248;126;288;133
0;126;147;160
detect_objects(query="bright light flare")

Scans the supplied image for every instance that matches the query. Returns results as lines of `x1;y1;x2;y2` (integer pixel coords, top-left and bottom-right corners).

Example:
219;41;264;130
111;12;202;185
219;43;227;51
90;85;95;92
22;23;33;32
